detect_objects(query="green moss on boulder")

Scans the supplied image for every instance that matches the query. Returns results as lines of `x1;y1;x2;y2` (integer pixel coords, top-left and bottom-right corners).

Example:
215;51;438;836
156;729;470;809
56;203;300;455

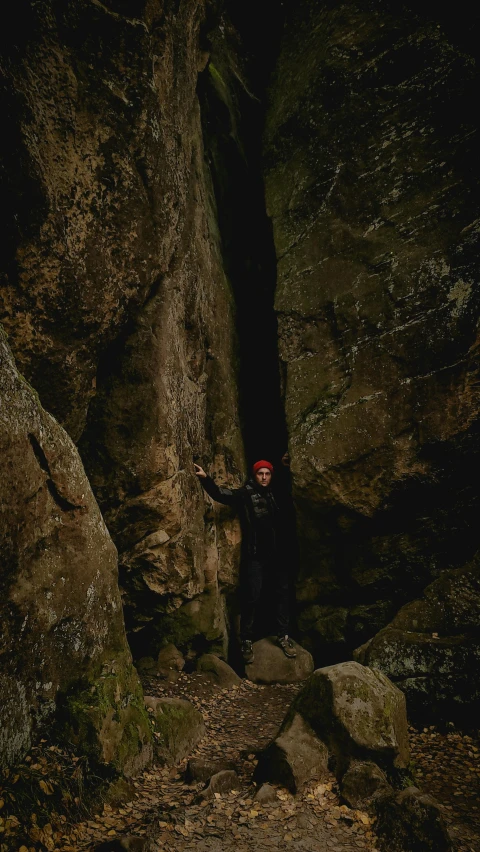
58;657;152;778
145;696;205;765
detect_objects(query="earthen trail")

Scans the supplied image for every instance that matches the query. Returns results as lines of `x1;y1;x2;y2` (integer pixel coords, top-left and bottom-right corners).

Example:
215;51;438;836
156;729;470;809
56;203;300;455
76;674;376;851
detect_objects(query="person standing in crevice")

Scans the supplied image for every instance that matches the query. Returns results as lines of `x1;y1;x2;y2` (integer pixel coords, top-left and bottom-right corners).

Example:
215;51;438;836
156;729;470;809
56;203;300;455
194;459;296;664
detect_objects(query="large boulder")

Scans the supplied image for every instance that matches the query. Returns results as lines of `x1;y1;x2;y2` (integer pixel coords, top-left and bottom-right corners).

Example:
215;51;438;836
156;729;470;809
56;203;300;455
293;662;409;779
0;0;244;661
0;327;151;774
265;0;480;659
145;696;205;765
245;637;314;684
354;556;480;725
256;661;409;794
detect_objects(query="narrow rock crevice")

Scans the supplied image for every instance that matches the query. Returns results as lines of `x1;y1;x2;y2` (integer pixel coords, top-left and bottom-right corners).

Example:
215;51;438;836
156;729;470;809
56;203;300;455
198;9;288;467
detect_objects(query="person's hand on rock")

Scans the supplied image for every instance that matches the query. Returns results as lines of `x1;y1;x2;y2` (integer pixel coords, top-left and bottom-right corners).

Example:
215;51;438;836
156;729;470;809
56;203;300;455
194;463;207;478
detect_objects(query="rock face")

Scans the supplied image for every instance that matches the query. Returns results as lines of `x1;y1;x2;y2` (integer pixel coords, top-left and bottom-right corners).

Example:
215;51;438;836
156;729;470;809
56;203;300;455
354;555;480;725
0;0;244;657
0;327;151;773
265;0;480;658
245;637;314;684
256;662;409;794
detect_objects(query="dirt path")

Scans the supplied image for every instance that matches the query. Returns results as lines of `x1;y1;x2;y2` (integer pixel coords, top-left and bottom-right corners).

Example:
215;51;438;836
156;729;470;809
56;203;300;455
73;674;376;852
53;672;480;852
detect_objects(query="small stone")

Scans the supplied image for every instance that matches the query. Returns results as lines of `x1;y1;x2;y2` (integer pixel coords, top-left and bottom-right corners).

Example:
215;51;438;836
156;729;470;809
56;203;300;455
185;757;236;783
254;784;278;804
197;769;241;801
340;760;392;808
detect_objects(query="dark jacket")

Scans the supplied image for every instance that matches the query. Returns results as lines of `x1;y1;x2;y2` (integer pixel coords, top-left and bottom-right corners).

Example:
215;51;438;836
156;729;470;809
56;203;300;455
200;475;281;560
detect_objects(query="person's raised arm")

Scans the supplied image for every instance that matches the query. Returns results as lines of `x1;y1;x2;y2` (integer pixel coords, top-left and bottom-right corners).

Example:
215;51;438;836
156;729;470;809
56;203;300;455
194;463;241;507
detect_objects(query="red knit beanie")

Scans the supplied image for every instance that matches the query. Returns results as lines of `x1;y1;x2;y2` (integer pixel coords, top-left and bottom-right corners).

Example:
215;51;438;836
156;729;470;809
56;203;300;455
252;460;274;474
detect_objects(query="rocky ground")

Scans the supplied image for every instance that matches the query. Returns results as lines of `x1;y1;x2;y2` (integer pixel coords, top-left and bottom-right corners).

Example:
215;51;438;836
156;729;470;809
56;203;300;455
84;674;376;852
1;671;479;852
409;725;480;851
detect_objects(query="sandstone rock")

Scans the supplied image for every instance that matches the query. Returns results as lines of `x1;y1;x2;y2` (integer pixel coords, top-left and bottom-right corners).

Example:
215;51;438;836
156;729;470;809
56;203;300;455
0;327;151;774
245;637;314;684
254;712;329;793
157;644;185;682
265;0;480;660
354;556;480;725
254;783;278;804
196;654;242;688
158;644;185;671
198;769;241;801
144;696;205;765
185;757;237;784
340;761;392;809
374;787;453;852
292;662;409;780
0;0;244;662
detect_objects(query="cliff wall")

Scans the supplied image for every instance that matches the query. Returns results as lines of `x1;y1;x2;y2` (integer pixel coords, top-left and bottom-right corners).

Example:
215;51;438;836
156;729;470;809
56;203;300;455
265;0;480;660
0;0;244;660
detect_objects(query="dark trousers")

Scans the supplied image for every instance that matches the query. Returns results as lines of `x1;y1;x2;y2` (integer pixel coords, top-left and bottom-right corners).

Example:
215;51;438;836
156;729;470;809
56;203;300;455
240;557;290;642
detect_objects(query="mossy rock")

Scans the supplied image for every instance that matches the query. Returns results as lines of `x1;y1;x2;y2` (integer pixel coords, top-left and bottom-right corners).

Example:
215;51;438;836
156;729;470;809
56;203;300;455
145;696;205;765
291;661;409;782
58;658;153;778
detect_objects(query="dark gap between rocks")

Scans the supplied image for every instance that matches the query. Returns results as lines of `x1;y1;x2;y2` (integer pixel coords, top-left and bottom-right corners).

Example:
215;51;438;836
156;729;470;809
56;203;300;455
198;4;288;469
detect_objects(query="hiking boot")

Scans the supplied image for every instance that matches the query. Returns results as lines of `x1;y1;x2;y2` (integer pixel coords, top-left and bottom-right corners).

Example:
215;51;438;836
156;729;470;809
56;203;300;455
241;640;254;664
277;635;296;658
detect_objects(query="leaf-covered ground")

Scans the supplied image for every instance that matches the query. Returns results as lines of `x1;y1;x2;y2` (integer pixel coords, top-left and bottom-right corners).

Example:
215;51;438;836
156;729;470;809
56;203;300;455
409;725;480;851
1;672;479;851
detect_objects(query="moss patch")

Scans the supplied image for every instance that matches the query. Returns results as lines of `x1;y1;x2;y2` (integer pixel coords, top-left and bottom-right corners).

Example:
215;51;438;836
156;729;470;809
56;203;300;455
56;656;152;778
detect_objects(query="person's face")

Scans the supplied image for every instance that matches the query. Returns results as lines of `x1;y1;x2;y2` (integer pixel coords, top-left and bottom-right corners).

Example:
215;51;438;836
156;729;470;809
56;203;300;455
255;468;272;487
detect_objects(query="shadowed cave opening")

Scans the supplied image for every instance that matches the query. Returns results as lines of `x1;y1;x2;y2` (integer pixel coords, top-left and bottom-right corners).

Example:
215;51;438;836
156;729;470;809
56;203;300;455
198;1;288;470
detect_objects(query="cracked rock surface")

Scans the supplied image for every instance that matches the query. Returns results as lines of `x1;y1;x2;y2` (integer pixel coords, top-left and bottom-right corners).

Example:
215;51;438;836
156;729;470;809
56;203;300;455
265;0;480;667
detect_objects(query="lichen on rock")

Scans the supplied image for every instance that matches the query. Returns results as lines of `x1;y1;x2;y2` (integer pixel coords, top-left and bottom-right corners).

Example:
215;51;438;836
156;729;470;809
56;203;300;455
0;325;151;774
144;696;205;765
354;553;480;725
264;0;480;659
0;0;245;663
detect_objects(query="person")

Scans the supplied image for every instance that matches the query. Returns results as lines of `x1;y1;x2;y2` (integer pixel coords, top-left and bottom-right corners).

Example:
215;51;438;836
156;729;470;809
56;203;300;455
194;459;296;664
